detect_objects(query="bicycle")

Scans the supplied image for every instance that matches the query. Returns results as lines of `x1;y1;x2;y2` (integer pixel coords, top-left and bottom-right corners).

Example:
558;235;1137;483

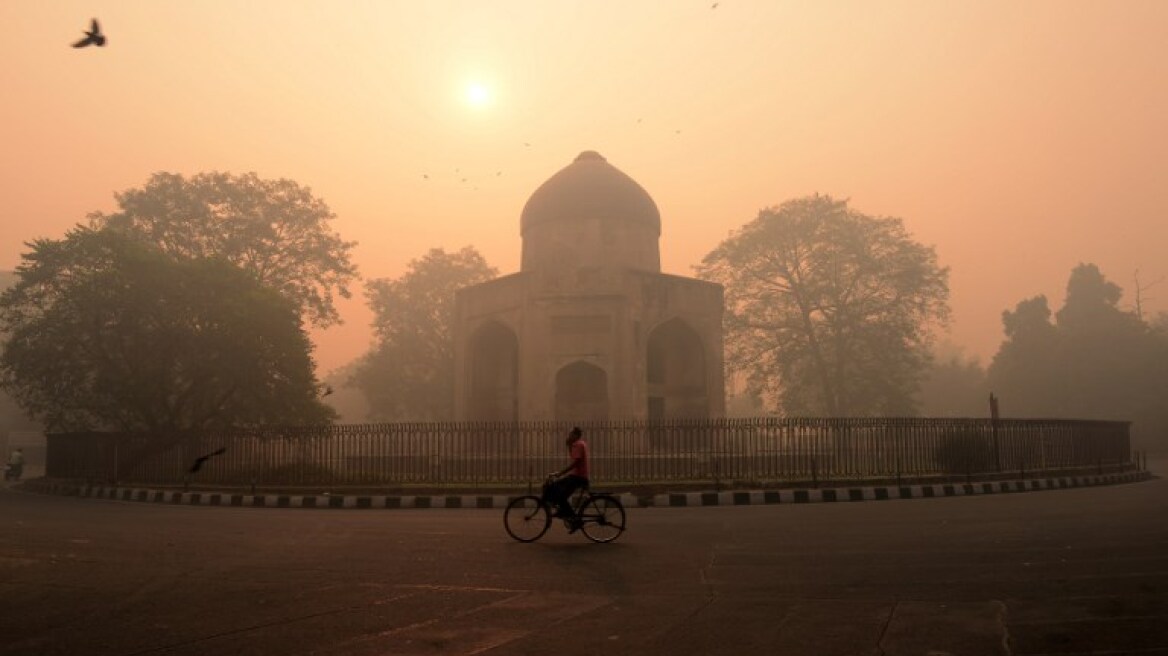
503;476;626;543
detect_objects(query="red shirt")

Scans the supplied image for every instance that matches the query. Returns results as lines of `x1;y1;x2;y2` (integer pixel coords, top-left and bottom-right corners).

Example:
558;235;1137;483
569;439;590;479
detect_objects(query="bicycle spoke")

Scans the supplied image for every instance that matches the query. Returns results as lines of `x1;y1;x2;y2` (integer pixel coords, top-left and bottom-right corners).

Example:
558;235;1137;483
579;495;626;543
504;496;551;542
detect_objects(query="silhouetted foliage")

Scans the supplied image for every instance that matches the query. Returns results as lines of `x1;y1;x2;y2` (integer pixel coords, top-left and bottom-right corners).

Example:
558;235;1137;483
917;351;988;417
0;271;40;435
0;228;335;433
988;264;1168;450
352;247;497;420
696;195;950;416
319;361;370;423
88;171;358;328
986;296;1064;417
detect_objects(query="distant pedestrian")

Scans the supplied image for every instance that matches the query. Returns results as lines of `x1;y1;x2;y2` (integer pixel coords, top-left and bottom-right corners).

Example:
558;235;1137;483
6;448;24;481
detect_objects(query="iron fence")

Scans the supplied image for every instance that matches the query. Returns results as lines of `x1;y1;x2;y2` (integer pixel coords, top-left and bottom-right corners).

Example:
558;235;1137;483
45;417;1133;489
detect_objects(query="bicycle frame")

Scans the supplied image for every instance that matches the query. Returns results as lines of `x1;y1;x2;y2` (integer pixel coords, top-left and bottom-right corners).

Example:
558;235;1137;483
505;479;626;543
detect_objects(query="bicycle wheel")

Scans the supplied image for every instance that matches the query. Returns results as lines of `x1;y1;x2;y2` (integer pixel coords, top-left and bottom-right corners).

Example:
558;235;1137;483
503;495;551;542
579;494;626;543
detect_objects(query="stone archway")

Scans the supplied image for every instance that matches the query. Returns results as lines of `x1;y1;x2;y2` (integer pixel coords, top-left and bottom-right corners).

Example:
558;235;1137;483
646;318;708;419
555;361;609;421
468;321;519;421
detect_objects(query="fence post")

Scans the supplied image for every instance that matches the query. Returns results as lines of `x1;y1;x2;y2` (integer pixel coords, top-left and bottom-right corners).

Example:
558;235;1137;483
895;454;901;489
990;393;1001;472
992;422;1001;473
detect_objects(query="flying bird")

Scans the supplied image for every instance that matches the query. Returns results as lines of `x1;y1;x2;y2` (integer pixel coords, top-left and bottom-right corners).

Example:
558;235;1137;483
188;447;226;474
72;18;106;48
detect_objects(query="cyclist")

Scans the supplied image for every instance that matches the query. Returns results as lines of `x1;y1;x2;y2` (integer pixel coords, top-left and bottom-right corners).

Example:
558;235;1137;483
546;426;590;531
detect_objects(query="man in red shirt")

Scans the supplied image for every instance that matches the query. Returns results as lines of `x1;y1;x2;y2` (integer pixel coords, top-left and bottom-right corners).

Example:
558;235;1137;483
546;427;590;528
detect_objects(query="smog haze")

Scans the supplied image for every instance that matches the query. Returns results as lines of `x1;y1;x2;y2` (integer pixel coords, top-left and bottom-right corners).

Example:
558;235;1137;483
3;1;1166;374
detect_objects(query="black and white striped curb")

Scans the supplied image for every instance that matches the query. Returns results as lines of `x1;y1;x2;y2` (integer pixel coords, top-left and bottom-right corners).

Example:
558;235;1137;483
23;483;641;510
653;470;1152;507
21;470;1150;509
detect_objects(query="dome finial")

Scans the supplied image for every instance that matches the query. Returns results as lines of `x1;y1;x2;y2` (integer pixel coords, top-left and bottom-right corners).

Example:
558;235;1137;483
575;150;606;162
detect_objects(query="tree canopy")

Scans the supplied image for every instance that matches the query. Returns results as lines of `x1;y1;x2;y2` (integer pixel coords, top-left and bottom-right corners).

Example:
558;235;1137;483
0;228;335;433
88;171;358;328
352;247;497;420
696;194;950;416
988;263;1168;449
986;296;1065;416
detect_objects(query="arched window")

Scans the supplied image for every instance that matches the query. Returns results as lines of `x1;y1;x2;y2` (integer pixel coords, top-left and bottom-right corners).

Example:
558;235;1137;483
646;318;708;419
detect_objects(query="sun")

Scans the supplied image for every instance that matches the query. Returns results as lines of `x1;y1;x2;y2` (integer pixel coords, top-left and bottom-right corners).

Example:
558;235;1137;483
464;82;492;109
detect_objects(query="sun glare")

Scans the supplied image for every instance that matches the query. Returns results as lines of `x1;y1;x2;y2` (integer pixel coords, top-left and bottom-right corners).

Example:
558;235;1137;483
464;82;491;109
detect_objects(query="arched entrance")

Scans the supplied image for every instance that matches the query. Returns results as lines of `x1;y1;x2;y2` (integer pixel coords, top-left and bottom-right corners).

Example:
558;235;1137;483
646;318;708;419
468;321;519;420
555;361;609;421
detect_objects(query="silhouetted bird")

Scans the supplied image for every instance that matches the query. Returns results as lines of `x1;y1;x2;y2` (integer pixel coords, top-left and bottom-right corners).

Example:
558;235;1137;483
321;384;334;397
712;2;720;8
72;18;106;48
188;448;226;474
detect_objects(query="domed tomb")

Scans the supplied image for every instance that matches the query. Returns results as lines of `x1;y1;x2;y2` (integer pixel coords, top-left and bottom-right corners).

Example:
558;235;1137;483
453;149;725;423
520;151;661;273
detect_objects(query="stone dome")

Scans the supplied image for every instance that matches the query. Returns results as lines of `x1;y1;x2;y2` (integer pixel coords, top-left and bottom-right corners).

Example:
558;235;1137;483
520;151;661;236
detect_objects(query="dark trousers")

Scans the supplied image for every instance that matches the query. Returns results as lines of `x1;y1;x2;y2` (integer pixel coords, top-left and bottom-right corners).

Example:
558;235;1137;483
545;475;588;518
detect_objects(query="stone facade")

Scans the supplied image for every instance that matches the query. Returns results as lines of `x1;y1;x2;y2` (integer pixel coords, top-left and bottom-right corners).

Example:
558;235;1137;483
453;151;725;421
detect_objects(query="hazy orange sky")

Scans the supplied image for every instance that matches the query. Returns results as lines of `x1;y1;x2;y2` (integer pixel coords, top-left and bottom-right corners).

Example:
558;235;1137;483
3;1;1166;377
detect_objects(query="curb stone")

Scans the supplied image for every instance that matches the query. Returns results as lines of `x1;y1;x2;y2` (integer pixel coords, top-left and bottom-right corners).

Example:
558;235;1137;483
653;471;1152;507
17;471;1152;510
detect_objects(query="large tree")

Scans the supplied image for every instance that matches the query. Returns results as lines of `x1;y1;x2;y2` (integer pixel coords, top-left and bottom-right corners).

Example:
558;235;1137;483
352;247;497;420
0;227;335;433
0;271;40;435
985;296;1065;416
696;194;950;416
88;171;358;327
988;264;1168;450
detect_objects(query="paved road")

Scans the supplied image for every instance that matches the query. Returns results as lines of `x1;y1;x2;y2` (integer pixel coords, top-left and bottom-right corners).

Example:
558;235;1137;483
2;470;1166;656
